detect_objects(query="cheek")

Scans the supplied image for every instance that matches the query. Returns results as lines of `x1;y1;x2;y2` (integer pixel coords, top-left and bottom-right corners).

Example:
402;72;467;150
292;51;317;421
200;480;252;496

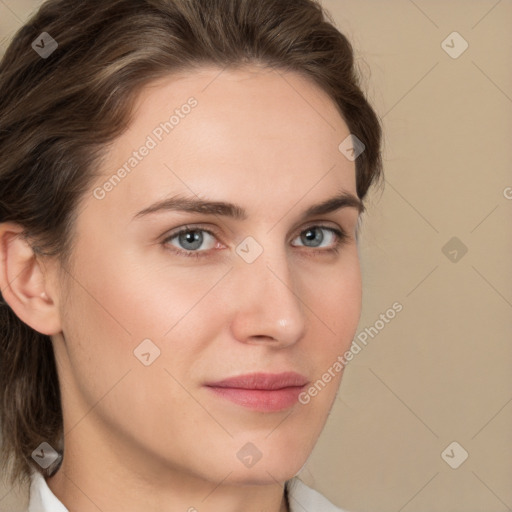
297;251;362;408
330;267;362;345
56;248;232;449
60;245;230;371
302;250;362;345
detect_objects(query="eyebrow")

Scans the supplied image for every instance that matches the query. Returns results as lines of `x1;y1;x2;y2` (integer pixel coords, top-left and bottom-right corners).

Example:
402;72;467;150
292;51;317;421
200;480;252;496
133;190;364;221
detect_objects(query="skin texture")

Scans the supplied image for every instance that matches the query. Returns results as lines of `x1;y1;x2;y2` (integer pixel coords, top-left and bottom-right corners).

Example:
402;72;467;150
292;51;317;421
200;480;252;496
0;65;362;512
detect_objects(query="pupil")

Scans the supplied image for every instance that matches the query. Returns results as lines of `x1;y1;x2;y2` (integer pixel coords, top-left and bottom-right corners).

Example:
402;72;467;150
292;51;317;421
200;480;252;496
302;228;323;247
180;230;203;250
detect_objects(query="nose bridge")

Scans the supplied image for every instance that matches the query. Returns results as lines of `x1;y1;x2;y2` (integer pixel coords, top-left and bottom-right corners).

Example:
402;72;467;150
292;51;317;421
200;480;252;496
229;238;307;345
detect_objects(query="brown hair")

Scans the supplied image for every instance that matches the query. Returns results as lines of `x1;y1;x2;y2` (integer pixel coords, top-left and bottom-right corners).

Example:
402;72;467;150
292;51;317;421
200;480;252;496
0;0;383;488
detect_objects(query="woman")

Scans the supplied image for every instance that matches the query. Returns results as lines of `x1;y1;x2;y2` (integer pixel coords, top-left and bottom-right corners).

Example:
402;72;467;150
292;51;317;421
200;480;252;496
0;0;382;510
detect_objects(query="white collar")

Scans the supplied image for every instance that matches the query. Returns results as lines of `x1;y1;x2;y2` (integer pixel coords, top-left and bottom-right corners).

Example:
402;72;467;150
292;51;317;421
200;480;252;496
28;470;346;512
27;471;67;512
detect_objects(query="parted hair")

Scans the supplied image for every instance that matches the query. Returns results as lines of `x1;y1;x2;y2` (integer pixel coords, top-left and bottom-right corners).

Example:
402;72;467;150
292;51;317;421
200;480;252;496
0;0;383;488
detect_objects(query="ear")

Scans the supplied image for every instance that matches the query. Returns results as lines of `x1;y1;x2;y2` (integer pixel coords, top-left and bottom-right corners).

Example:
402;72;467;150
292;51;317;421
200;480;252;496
0;223;61;336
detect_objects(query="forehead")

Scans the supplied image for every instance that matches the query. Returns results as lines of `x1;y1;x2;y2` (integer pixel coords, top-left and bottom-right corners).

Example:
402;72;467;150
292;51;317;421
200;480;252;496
92;65;357;218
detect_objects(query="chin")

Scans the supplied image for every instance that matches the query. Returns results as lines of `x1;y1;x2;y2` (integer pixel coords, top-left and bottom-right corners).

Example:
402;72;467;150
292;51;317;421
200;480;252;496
226;452;309;486
227;466;303;487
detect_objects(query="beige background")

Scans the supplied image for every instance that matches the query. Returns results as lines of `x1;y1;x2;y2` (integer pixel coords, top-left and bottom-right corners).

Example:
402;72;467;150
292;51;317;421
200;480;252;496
1;1;511;511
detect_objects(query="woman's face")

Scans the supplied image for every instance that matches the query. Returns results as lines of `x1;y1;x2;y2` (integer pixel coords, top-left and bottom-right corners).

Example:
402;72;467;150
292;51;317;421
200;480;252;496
51;65;362;486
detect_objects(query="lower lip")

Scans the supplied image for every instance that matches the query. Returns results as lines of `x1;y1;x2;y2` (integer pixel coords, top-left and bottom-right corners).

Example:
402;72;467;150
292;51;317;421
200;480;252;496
205;386;306;412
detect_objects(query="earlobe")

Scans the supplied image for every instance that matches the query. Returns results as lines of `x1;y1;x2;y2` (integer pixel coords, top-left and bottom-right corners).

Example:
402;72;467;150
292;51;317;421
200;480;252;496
0;223;61;336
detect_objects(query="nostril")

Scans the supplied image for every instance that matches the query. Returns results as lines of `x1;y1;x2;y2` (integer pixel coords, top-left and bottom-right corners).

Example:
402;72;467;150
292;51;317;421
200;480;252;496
251;334;276;342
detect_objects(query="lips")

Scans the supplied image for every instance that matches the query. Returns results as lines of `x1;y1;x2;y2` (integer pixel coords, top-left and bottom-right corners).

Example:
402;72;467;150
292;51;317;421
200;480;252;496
204;372;309;412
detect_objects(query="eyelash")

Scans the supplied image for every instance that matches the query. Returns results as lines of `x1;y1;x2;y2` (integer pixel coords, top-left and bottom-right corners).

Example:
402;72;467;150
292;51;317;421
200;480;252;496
162;224;348;260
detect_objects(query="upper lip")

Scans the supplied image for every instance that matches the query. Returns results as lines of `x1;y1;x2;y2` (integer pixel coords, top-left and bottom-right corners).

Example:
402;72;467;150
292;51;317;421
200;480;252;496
205;372;309;390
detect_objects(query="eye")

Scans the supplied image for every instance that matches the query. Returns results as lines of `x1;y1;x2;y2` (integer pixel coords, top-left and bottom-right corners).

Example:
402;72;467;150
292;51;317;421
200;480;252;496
164;227;219;255
291;225;346;250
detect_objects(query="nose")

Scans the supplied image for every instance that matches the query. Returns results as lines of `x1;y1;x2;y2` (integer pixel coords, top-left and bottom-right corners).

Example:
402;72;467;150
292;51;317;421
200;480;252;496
229;249;307;348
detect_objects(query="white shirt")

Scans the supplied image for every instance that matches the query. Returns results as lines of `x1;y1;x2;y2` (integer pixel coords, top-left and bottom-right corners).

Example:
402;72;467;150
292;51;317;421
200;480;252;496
27;470;348;512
